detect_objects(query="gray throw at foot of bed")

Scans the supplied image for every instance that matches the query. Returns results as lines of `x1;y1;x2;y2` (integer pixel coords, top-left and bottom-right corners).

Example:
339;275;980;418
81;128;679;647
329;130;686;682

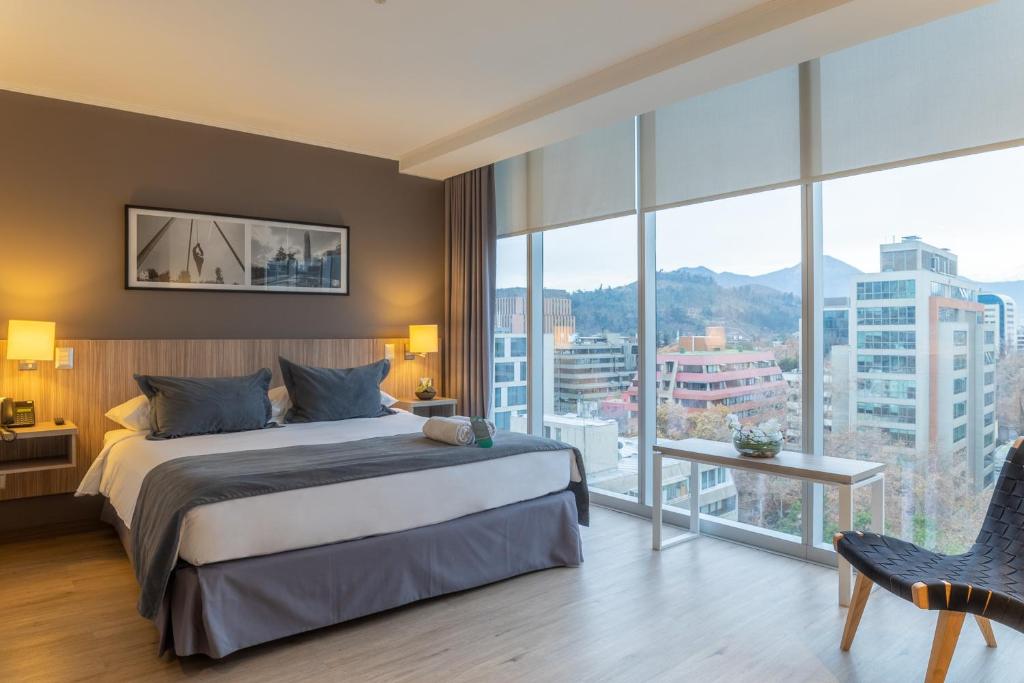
131;431;588;620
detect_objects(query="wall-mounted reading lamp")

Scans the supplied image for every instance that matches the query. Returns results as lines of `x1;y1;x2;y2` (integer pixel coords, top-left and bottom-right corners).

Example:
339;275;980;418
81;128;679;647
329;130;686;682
6;320;55;371
405;324;439;360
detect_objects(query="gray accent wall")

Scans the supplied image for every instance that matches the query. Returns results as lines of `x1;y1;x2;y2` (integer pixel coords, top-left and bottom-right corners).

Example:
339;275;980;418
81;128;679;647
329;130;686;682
0;89;443;339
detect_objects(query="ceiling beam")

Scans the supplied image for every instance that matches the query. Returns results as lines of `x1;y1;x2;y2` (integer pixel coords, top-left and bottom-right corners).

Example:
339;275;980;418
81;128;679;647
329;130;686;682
399;0;988;180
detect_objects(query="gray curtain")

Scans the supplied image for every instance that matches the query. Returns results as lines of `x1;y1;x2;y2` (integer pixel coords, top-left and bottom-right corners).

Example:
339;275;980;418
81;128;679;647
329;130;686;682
443;166;496;418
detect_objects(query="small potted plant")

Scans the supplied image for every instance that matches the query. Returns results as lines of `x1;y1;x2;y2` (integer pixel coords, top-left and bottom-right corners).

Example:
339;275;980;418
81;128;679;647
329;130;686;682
415;377;436;400
728;414;784;458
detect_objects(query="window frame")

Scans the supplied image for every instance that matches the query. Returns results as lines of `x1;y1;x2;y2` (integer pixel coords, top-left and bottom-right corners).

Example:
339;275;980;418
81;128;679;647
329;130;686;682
495;51;1022;568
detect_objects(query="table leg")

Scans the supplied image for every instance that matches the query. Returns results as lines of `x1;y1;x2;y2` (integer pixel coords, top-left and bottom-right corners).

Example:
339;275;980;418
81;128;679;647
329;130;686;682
838;483;853;607
870;474;884;534
690;460;701;536
653;450;663;550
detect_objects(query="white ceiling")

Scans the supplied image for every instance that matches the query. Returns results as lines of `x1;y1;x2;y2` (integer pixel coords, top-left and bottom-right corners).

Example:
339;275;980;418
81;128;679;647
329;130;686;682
0;0;989;179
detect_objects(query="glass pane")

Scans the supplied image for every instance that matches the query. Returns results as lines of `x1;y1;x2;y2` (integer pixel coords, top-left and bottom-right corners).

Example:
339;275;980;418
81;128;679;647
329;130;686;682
494;235;528;433
654;187;803;537
822;145;1024;553
542;216;639;499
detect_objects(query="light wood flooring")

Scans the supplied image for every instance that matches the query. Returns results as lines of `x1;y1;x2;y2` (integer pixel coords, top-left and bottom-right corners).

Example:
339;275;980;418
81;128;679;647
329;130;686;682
1;507;1018;682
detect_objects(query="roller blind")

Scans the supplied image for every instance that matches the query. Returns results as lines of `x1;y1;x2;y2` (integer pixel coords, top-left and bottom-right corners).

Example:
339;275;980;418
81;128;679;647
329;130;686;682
819;0;1024;177
639;66;801;212
495;118;636;237
498;1;1024;227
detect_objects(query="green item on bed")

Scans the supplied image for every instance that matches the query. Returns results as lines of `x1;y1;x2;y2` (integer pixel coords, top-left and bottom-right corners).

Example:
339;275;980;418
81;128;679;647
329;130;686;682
470;416;493;448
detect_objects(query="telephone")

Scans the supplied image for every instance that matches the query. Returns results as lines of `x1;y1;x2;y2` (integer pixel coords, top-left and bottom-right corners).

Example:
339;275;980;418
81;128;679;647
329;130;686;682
0;398;36;428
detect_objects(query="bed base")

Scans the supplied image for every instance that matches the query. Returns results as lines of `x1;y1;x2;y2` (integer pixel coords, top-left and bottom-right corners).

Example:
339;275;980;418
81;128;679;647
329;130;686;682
103;491;583;658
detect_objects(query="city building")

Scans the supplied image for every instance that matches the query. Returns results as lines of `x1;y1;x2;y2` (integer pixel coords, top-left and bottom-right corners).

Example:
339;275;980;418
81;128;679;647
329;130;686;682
510;415;739;520
552;334;637;416
823;298;851;354
495;287;576;347
492;331;553;431
613;327;788;429
829;237;998;489
980;293;1017;356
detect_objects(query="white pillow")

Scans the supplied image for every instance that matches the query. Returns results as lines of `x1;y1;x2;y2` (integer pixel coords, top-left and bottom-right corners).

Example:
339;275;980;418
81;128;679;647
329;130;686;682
268;386;397;423
105;394;151;431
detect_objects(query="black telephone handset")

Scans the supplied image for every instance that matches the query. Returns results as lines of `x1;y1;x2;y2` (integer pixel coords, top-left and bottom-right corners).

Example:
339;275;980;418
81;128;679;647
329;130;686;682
0;398;35;443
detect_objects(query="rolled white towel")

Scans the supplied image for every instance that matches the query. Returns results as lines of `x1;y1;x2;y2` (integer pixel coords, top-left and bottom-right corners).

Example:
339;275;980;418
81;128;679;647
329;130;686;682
449;415;496;438
422;416;475;446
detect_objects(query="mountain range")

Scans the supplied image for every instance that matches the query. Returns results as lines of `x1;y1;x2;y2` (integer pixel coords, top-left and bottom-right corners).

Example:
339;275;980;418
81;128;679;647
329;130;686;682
681;256;863;300
500;259;1024;340
669;257;1024;307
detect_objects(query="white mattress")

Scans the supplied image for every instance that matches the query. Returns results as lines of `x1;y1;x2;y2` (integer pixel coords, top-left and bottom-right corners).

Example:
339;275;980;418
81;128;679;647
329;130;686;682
77;411;576;566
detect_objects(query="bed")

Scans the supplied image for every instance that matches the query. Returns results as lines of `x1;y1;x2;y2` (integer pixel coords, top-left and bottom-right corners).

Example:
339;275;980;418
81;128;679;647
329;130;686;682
77;410;586;658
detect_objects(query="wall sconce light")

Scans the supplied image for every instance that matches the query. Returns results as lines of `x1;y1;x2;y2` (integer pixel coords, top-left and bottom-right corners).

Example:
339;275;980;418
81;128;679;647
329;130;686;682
405;324;439;360
6;320;55;371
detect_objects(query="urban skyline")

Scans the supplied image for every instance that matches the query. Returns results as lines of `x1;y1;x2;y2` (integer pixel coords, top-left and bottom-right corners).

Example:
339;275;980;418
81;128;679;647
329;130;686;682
496;229;1024;550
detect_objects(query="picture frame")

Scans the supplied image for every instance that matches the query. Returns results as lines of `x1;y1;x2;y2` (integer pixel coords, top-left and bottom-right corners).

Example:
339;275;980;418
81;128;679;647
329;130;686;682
125;205;349;295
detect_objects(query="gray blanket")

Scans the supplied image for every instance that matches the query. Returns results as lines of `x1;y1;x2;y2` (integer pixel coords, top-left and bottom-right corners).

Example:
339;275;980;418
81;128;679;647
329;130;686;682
130;431;589;619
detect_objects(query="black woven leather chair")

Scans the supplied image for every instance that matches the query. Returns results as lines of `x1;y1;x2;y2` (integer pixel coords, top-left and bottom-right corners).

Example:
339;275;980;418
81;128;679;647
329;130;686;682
833;436;1024;683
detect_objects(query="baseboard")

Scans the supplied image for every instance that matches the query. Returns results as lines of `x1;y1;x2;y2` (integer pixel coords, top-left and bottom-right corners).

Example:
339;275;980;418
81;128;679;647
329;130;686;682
0;492;105;543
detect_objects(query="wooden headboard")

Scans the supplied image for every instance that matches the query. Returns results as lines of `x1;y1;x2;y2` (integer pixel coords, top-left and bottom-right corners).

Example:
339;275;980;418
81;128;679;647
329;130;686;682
0;338;441;501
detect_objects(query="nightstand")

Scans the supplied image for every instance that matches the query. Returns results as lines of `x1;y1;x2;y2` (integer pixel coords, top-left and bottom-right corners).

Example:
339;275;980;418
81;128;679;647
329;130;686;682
0;421;78;487
394;398;458;418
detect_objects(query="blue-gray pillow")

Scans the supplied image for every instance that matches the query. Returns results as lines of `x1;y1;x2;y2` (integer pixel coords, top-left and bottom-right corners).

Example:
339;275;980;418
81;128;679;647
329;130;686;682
279;357;394;423
134;369;273;439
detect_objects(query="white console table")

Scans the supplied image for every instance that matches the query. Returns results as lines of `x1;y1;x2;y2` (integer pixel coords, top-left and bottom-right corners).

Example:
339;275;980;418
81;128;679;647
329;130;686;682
654;438;885;607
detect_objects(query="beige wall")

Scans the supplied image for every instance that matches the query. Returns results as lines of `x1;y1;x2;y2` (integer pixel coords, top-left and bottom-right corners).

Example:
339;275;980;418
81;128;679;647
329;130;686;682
0;90;444;339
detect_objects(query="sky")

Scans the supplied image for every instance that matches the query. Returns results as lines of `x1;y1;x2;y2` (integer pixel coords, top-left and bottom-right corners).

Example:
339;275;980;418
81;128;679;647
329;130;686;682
498;145;1024;291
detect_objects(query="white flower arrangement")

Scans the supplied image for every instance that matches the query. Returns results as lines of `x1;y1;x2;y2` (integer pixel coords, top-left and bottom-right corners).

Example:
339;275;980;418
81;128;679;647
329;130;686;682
728;414;784;457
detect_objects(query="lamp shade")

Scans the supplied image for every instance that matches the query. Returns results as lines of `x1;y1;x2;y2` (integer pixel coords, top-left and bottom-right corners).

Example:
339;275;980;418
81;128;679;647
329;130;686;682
408;324;439;354
6;320;55;361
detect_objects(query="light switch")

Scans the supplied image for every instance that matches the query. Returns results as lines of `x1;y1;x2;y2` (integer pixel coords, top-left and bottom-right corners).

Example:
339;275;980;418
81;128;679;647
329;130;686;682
55;347;74;369
384;343;395;361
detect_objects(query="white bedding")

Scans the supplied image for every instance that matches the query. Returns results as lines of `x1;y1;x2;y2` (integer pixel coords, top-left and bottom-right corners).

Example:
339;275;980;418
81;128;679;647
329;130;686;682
77;411;577;566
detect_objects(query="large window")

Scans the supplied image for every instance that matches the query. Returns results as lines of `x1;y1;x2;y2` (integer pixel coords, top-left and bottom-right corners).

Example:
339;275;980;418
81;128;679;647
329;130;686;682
493;235;528;433
822;145;1024;553
492;0;1024;566
655;188;803;537
543;216;639;499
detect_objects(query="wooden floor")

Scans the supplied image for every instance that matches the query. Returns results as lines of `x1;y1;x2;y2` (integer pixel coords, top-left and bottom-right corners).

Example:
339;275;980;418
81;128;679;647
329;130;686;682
0;508;1017;682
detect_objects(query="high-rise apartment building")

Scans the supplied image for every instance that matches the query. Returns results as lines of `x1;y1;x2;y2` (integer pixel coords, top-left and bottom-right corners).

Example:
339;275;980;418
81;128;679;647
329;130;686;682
830;237;998;490
552;334;637;416
492;331;554;431
979;293;1017;356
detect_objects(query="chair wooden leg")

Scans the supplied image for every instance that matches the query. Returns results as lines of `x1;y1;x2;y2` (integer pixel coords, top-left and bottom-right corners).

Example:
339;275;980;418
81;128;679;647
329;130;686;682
975;615;997;647
925;611;965;683
840;572;873;651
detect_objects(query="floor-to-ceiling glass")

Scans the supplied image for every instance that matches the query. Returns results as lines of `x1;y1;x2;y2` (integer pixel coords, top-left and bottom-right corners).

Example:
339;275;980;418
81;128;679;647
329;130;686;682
541;215;640;499
654;187;805;536
821;145;1024;553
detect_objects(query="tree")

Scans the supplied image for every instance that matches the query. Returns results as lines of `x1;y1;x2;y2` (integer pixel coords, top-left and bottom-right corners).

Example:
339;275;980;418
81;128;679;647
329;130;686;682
997;352;1024;437
821;430;991;554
